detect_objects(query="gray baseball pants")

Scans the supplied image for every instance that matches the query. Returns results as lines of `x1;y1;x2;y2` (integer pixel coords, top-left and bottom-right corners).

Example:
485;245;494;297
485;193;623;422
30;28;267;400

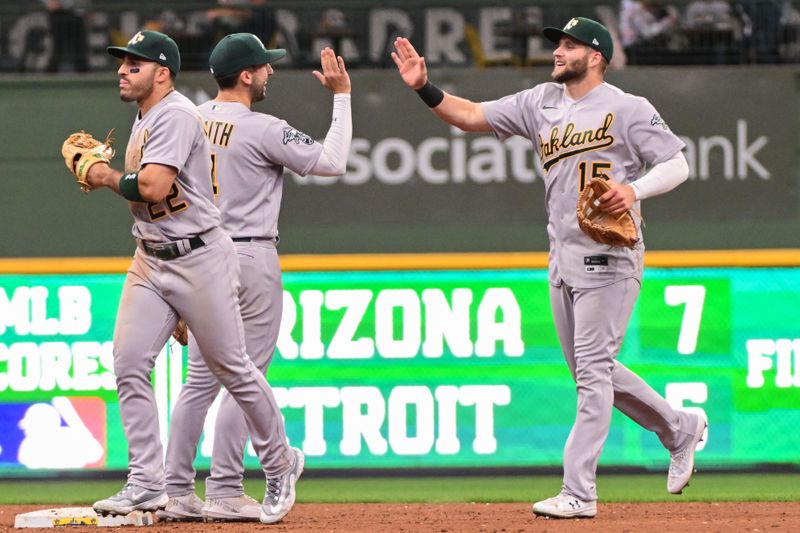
114;229;290;491
164;239;289;498
550;278;696;502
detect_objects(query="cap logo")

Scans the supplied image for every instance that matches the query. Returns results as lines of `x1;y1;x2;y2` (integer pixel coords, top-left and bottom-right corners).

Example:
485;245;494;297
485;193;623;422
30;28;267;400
592;38;600;45
128;32;145;46
564;18;579;30
159;53;167;60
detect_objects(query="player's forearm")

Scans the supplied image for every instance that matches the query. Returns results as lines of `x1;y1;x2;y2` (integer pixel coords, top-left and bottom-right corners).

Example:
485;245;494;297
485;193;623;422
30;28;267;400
86;163;122;194
412;78;490;132
430;92;491;133
86;163;175;202
630;151;689;200
135;164;177;202
310;93;352;176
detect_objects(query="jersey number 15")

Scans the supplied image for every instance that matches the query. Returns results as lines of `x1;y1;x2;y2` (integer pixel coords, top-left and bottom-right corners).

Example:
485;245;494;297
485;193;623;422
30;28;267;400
578;161;613;191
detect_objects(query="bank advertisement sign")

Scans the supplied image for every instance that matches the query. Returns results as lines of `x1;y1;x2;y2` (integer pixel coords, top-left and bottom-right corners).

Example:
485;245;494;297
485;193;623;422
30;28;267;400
1;268;798;473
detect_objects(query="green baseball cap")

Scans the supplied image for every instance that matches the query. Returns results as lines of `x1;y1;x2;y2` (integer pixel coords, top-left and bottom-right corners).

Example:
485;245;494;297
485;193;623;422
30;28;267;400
107;30;181;75
209;33;286;79
543;17;613;63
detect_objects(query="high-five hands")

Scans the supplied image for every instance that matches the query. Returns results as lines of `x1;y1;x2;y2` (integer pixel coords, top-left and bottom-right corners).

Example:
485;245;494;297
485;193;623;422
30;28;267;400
391;37;428;90
313;47;351;94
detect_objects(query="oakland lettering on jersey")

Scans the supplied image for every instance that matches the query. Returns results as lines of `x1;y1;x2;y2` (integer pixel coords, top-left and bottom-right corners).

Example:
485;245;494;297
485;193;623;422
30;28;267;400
204;120;234;148
125;129;148;172
539;113;615;171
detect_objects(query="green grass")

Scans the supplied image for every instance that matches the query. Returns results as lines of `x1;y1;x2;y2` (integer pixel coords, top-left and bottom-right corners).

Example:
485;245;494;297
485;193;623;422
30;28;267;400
0;474;798;505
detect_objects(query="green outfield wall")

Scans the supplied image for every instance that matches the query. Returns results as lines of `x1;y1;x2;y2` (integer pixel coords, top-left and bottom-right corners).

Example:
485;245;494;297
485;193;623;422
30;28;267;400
1;266;799;473
1;67;798;257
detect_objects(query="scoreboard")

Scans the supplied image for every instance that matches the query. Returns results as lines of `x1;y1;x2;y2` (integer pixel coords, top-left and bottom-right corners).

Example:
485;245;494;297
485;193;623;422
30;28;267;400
1;266;798;473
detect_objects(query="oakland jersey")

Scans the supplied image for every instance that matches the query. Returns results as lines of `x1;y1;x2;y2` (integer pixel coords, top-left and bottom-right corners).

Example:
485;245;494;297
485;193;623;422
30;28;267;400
482;82;685;288
125;90;220;242
198;100;324;239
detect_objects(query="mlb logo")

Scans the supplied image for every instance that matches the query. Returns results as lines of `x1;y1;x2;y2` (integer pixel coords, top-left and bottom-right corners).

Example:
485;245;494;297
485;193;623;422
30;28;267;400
0;397;106;469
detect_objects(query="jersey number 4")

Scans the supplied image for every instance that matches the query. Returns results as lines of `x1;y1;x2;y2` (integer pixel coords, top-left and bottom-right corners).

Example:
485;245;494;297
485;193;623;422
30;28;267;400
578;161;613;191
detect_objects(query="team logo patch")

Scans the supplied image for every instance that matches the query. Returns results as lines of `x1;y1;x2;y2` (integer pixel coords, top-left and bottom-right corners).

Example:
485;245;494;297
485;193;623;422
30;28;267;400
128;32;145;45
565;18;579;30
650;114;670;130
282;128;315;146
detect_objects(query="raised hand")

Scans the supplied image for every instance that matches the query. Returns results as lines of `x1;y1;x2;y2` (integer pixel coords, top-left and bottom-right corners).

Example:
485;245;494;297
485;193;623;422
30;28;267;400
391;37;427;90
312;47;351;94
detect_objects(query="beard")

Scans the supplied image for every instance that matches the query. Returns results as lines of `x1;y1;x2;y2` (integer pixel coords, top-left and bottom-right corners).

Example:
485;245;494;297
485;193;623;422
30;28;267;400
120;77;154;103
251;81;267;103
552;55;589;83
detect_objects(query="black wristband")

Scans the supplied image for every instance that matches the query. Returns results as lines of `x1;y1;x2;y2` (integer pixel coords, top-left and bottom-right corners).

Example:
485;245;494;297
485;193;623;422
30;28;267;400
119;172;145;202
415;81;445;108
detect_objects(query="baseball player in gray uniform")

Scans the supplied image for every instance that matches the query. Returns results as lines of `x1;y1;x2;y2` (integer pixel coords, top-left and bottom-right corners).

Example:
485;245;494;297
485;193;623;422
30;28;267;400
392;17;707;519
156;34;351;522
82;30;302;524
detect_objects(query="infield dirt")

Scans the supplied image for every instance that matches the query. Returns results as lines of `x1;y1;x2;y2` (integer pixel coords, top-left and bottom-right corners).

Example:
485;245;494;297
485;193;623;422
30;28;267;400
2;502;799;532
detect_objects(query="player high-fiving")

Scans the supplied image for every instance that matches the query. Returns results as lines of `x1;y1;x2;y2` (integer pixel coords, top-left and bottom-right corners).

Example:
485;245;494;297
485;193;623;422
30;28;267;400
392;18;704;521
159;35;352;524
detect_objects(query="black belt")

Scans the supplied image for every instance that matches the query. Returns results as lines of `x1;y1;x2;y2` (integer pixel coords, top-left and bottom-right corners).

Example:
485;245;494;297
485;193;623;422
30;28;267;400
232;236;278;243
140;236;205;260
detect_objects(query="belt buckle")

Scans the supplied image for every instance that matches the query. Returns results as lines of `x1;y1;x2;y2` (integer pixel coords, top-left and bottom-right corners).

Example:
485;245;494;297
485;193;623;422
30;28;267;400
143;241;180;260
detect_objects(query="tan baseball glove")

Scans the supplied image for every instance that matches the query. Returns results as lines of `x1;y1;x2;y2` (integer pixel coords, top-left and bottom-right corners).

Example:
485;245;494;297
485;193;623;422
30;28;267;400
576;178;638;248
171;319;188;346
61;130;115;192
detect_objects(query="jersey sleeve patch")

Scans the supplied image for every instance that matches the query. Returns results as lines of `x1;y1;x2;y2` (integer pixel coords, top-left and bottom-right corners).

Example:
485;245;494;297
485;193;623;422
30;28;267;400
650;114;671;131
282;128;315;146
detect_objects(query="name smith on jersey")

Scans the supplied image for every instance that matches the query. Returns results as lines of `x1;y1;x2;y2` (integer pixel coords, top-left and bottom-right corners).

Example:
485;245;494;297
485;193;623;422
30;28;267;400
204;120;234;148
539;113;615;171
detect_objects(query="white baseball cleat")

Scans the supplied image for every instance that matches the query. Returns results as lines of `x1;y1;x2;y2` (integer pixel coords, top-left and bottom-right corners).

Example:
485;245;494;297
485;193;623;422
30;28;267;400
668;414;708;494
93;483;168;516
156;492;204;521
532;492;597;519
260;447;305;524
203;494;261;522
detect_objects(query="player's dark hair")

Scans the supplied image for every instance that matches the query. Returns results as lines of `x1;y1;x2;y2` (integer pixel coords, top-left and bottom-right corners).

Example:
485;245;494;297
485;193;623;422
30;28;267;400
216;72;240;89
215;67;257;89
